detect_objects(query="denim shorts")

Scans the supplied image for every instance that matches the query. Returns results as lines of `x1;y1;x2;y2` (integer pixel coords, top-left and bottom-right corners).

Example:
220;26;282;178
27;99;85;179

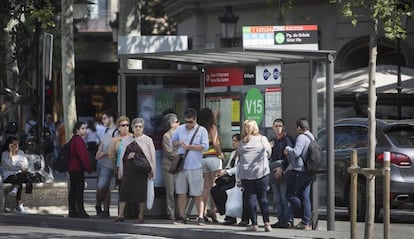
202;155;222;173
96;164;114;190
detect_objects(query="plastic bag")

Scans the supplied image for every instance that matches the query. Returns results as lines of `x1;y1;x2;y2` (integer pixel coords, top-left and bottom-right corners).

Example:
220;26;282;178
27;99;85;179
225;186;243;218
147;179;155;210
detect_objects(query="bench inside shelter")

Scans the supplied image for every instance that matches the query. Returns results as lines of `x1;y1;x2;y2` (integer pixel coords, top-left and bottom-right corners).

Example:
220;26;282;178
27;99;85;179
0;154;68;213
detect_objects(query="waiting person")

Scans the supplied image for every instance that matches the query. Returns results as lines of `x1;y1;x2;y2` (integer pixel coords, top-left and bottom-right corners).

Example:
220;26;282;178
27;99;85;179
211;133;250;226
0;136;33;213
197;107;224;223
67;121;92;218
108;116;132;191
95;109;118;217
44;113;57;166
171;108;209;226
236;120;272;232
161;113;180;220
86;120;100;171
115;118;156;223
269;118;294;228
284;118;315;230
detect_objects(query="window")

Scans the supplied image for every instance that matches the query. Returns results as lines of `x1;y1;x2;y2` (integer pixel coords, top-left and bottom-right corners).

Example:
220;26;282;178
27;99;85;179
334;126;368;149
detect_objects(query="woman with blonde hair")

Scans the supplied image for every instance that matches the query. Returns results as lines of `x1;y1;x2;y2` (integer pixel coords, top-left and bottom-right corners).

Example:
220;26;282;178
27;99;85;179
236;120;272;232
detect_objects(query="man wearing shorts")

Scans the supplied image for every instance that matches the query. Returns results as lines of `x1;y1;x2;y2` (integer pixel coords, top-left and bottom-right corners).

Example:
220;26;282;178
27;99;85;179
172;108;209;226
95;109;118;217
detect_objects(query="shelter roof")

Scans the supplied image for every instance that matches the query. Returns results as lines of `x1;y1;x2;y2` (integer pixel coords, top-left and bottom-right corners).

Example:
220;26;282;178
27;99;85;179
118;47;335;67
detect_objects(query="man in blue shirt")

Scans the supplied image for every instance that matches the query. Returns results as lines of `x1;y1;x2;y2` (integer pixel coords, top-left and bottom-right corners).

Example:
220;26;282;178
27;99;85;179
171;108;209;226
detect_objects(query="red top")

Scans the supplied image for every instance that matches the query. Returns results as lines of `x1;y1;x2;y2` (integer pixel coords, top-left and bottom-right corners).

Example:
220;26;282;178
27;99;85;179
67;135;92;173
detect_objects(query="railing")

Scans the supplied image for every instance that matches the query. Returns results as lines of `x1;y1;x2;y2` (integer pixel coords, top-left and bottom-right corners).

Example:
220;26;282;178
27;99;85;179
76;10;117;33
347;150;391;239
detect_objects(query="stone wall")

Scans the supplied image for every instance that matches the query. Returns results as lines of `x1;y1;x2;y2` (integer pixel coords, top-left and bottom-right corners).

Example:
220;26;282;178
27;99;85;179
2;182;68;212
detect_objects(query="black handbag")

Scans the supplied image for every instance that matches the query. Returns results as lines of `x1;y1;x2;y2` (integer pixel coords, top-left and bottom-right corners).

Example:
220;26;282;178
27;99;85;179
169;126;200;174
215;174;235;187
133;156;151;173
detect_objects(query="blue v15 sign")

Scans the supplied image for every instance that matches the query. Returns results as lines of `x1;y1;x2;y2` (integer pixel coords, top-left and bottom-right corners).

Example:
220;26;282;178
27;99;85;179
255;64;281;85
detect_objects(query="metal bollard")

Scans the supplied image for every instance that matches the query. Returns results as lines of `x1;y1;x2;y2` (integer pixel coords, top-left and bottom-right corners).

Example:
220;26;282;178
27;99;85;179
383;152;390;239
349;150;358;239
0;175;3;213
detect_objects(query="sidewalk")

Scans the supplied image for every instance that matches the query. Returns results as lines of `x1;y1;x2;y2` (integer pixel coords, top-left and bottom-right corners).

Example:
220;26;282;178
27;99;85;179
0;173;409;239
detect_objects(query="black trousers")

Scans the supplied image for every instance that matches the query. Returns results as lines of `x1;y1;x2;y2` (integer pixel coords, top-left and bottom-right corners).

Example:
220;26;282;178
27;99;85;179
4;172;33;201
68;171;86;215
211;181;249;222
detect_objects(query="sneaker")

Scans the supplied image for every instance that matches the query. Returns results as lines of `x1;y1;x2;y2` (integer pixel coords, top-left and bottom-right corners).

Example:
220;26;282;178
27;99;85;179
237;220;249;226
264;223;272;232
15;204;27;214
197;217;206;226
222;218;237;225
9;187;18;197
295;222;311;230
99;211;110;218
174;216;187;225
271;221;292;228
246;225;259;232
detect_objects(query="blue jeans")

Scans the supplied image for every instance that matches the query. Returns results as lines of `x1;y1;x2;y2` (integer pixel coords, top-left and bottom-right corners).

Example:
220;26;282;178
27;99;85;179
285;170;313;225
96;164;114;190
271;180;292;223
241;174;270;226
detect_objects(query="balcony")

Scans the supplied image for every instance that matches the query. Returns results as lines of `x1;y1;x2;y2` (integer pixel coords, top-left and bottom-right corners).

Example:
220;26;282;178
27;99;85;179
76;10;116;33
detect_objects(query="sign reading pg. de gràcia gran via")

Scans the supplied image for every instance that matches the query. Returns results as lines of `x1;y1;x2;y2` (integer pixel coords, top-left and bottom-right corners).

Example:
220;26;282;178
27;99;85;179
242;25;319;50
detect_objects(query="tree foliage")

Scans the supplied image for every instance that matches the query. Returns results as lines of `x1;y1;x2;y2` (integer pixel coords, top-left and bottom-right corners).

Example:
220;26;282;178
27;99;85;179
141;0;176;35
1;0;55;95
330;0;413;39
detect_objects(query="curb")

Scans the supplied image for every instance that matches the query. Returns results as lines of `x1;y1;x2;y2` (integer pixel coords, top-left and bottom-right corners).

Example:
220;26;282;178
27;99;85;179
0;213;306;239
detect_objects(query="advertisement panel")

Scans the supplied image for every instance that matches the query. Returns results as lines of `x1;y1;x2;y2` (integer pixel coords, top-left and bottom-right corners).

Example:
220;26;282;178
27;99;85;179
256;64;282;85
205;67;244;87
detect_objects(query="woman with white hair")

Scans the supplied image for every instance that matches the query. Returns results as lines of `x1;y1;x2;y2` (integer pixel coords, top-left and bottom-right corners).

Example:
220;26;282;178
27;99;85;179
115;118;156;223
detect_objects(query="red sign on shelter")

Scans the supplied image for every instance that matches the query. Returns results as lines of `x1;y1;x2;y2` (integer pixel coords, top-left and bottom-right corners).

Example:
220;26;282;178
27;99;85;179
205;67;244;87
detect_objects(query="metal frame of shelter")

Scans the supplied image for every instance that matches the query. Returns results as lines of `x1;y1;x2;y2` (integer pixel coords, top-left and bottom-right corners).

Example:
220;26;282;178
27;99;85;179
118;46;336;231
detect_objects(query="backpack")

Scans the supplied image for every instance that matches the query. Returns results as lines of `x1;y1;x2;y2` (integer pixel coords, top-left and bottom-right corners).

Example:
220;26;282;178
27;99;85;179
54;138;73;173
302;133;322;175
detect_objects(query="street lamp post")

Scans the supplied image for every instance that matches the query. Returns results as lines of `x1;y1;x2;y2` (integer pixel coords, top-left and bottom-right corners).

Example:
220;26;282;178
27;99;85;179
396;14;408;120
218;6;239;47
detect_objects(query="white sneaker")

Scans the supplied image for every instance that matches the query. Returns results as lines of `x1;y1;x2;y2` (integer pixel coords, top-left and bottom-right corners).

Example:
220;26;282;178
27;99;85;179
9;187;18;197
15;204;27;214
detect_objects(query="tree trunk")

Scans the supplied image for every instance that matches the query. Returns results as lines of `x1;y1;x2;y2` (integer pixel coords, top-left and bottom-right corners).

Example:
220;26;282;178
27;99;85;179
4;19;20;123
365;16;378;239
61;0;77;141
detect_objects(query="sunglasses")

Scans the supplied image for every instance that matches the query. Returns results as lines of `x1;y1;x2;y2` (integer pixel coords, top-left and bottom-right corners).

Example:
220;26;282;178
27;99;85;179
120;124;129;127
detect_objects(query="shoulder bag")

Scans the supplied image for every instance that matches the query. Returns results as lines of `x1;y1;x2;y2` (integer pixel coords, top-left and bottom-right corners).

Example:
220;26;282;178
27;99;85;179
169;126;200;174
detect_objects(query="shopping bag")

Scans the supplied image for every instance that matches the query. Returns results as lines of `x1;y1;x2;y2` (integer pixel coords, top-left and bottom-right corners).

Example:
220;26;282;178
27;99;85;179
225;186;243;218
147;179;155;210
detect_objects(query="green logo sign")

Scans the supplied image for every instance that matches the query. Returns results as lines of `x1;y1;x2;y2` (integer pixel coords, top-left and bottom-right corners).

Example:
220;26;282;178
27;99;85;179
244;88;264;125
155;90;174;114
274;32;285;44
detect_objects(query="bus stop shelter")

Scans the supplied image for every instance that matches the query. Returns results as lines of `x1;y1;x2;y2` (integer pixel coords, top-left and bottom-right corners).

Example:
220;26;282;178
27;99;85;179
118;46;336;230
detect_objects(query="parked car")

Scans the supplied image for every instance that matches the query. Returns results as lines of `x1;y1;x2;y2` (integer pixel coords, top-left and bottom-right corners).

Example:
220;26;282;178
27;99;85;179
317;118;414;221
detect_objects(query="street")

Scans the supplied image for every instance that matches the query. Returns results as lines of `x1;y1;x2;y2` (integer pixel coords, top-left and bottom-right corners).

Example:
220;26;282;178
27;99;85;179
0;225;173;239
